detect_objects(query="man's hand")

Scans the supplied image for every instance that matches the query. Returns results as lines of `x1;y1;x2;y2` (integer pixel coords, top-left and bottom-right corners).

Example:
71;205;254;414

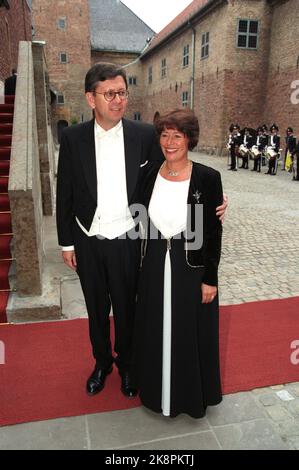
201;283;217;304
62;250;77;271
216;192;228;224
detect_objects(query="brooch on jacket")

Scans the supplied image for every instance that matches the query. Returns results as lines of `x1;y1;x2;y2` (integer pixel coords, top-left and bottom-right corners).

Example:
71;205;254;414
193;190;202;203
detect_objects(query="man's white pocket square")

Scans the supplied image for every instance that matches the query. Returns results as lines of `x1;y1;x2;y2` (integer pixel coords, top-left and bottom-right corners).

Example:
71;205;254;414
140;160;148;168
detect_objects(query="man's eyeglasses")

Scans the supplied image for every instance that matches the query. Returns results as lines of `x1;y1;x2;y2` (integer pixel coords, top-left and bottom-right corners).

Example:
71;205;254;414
93;90;129;102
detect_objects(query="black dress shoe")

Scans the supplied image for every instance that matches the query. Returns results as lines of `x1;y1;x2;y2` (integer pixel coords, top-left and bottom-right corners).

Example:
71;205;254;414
86;366;113;396
119;371;138;398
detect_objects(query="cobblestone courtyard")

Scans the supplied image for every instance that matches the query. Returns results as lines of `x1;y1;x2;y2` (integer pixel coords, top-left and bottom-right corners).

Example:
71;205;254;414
191;154;299;305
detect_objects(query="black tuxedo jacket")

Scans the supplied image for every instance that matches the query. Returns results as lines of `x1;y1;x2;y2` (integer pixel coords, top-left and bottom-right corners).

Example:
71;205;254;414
56;118;163;246
141;161;223;286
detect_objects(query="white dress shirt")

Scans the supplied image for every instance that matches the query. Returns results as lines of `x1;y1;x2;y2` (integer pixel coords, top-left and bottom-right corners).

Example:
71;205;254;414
62;119;135;251
149;173;190;239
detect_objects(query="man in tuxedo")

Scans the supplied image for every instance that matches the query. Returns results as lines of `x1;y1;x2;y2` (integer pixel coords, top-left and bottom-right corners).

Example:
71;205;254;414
56;63;227;398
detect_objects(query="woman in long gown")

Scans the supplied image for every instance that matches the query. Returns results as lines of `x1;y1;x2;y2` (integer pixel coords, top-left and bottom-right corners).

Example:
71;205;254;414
133;110;223;419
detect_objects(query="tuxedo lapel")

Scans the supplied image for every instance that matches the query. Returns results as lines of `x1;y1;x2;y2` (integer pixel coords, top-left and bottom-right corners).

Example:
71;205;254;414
122;119;141;202
79;119;97;202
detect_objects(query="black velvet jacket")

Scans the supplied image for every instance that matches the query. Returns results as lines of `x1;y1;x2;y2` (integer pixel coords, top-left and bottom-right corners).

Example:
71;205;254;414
141;161;223;286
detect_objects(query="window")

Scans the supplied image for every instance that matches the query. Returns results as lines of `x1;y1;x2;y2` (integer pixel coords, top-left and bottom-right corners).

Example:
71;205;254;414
183;44;189;67
57;93;65;105
161;58;167;78
59;52;68;64
148;66;153;84
201;32;209;59
129;76;137;86
182;91;189;107
134;113;141;121
58;18;66;30
237;19;259;49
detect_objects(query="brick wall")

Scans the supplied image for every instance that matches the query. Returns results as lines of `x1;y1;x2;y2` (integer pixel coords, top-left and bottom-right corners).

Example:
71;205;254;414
32;0;91;131
0;0;32;82
139;0;275;153
221;1;272;133
264;0;299;144
91;50;144;121
138;1;229;153
30;0;299;153
140;28;194;124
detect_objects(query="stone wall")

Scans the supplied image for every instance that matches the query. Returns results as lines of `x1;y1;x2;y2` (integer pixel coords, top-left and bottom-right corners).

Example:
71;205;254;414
8;41;43;296
32;42;55;216
31;0;91;133
264;0;299;140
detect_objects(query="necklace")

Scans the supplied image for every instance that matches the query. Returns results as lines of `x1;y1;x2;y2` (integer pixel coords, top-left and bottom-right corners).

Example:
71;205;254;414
163;160;191;177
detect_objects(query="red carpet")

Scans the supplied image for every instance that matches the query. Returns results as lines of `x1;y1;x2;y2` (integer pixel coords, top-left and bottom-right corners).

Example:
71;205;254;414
0;296;298;426
219;297;299;393
0;95;14;324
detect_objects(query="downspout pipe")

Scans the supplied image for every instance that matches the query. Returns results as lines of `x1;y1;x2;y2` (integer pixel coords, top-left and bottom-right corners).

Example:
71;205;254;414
189;21;196;110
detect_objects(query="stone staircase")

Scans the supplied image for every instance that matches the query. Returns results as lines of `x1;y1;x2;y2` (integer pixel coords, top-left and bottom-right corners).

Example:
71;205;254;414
0;95;15;322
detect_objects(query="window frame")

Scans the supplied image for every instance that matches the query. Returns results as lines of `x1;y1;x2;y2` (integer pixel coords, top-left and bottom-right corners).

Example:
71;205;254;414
201;32;209;60
236;18;259;50
134;112;141;121
129;76;137;86
183;44;190;67
57;93;65;105
59;52;68;64
182;91;189;108
58;17;67;30
148;66;153;84
161;58;167;78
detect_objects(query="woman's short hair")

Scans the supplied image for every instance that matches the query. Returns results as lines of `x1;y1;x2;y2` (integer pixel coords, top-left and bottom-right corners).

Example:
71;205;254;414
85;62;128;93
155;109;199;150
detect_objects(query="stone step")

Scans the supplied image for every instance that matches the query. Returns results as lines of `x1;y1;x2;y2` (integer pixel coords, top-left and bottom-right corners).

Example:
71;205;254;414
0;114;13;124
0;135;12;147
0;193;10;211
0;234;12;259
0;123;13;135
4;95;15;104
0;148;11;160
0;211;12;234
0;160;10;176
0;103;14;113
0;176;9;192
0;259;11;290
